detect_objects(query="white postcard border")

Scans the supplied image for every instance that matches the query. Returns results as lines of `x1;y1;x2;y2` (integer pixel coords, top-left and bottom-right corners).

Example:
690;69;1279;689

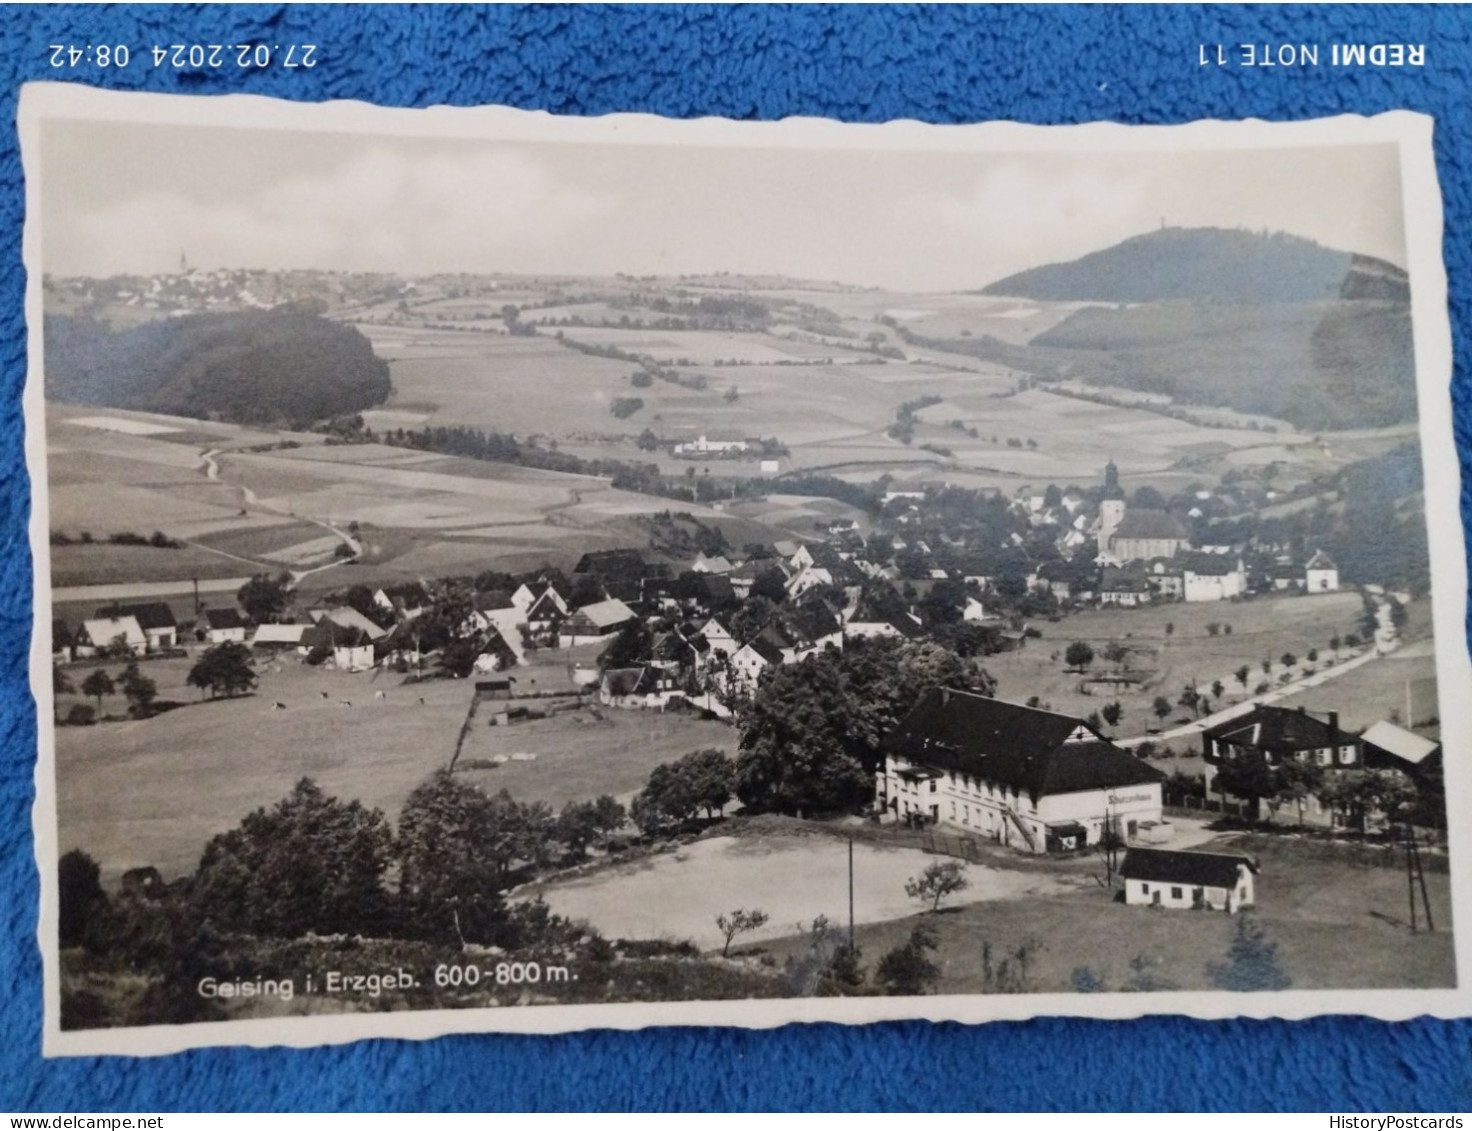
18;83;1467;1057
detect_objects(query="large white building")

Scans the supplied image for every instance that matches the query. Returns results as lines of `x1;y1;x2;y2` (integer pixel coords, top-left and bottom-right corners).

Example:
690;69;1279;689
877;688;1166;853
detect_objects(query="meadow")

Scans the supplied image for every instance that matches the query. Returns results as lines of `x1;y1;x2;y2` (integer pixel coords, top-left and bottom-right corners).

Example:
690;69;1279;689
763;835;1455;993
354;284;1416;504
52;646;734;886
984;590;1370;734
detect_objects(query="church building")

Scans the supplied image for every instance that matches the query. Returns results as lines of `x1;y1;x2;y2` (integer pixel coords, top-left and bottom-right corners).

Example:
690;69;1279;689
1095;461;1191;563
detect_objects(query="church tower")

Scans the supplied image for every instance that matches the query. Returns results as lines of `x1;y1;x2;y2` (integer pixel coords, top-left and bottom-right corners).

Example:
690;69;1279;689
1098;460;1126;557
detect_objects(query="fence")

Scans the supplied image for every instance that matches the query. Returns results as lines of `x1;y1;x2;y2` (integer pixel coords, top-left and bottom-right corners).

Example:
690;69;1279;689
921;829;991;863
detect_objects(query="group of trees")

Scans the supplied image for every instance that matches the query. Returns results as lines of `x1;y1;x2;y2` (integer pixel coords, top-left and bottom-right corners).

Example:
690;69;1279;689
67;660;158;722
45;308;391;429
733;637;997;817
63;773;631;960
1212;753;1421;831
630;749;735;835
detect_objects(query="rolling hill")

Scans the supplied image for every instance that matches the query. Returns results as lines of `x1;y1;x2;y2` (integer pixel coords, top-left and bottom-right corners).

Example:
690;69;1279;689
44;306;391;429
981;226;1406;305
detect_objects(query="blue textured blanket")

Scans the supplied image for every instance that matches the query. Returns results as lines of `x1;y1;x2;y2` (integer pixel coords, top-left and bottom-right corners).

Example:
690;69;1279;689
4;3;1471;1112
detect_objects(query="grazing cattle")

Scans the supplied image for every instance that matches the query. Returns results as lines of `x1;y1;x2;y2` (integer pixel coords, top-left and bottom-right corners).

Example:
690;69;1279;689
339;699;352;708
418;697;425;705
320;691;329;699
272;701;286;710
374;690;387;702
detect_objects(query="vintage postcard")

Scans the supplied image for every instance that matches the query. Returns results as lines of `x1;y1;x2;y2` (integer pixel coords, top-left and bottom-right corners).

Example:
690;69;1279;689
21;84;1468;1056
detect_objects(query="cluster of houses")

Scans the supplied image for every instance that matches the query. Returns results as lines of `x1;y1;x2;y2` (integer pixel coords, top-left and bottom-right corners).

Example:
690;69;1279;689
56;602;248;662
1018;462;1341;607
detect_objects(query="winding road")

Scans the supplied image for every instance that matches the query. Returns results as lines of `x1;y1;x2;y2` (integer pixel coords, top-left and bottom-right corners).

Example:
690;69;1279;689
1115;596;1401;747
198;448;361;583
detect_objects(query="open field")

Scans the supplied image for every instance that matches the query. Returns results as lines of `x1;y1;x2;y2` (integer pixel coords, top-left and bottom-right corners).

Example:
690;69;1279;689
759;832;1455;992
54;656;473;883
45;397;760;587
454;700;736;811
988;591;1369;730
48;543;255;587
520;833;1085;950
345;294;1413;494
52;644;735;885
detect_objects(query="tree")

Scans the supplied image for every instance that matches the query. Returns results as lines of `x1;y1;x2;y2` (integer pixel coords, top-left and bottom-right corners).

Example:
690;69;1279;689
1208;915;1291;991
81;669;114;711
437;637;479;679
589;795;627;843
1211;679;1225;702
1211;751;1277;820
1101;701;1123;729
556;795;629;858
1103;639;1130;666
237;572;292;624
193;778;394;938
187;641;258;699
1235;665;1251;690
53;664;75;696
58;848;107;949
1151;696;1172;722
876;922;941;995
1280;652;1297;669
396;772;552;943
1273;758;1325;827
1064;641;1095;672
635;428;659;452
1165;622;1175;638
716;908;769;958
118;662;158;718
905;860;970;913
600;619;654;672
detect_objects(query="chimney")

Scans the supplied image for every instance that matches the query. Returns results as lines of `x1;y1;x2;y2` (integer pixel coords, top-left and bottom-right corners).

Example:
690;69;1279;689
1329;710;1339;737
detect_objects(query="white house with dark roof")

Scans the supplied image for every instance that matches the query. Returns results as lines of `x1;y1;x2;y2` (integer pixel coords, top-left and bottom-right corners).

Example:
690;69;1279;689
96;602;177;651
202;607;248;644
1178;553;1247;603
878;687;1166;853
1305;550;1340;592
1120;848;1257;913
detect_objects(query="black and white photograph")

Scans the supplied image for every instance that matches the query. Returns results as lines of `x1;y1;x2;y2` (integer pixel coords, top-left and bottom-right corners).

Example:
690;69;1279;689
22;86;1467;1055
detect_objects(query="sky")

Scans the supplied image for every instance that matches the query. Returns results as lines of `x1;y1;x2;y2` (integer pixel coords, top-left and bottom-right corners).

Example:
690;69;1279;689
39;118;1408;292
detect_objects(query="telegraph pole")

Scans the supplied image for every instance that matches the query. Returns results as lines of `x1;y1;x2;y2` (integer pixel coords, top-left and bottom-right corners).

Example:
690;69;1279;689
848;836;855;950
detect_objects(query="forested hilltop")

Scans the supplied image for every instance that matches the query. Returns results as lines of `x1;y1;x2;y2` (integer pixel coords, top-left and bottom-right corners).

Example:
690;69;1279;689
44;306;391;428
903;227;1419;432
981;227;1406;305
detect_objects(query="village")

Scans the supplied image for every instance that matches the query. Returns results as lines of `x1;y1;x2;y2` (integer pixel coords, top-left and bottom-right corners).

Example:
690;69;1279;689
48;430;1450;1009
